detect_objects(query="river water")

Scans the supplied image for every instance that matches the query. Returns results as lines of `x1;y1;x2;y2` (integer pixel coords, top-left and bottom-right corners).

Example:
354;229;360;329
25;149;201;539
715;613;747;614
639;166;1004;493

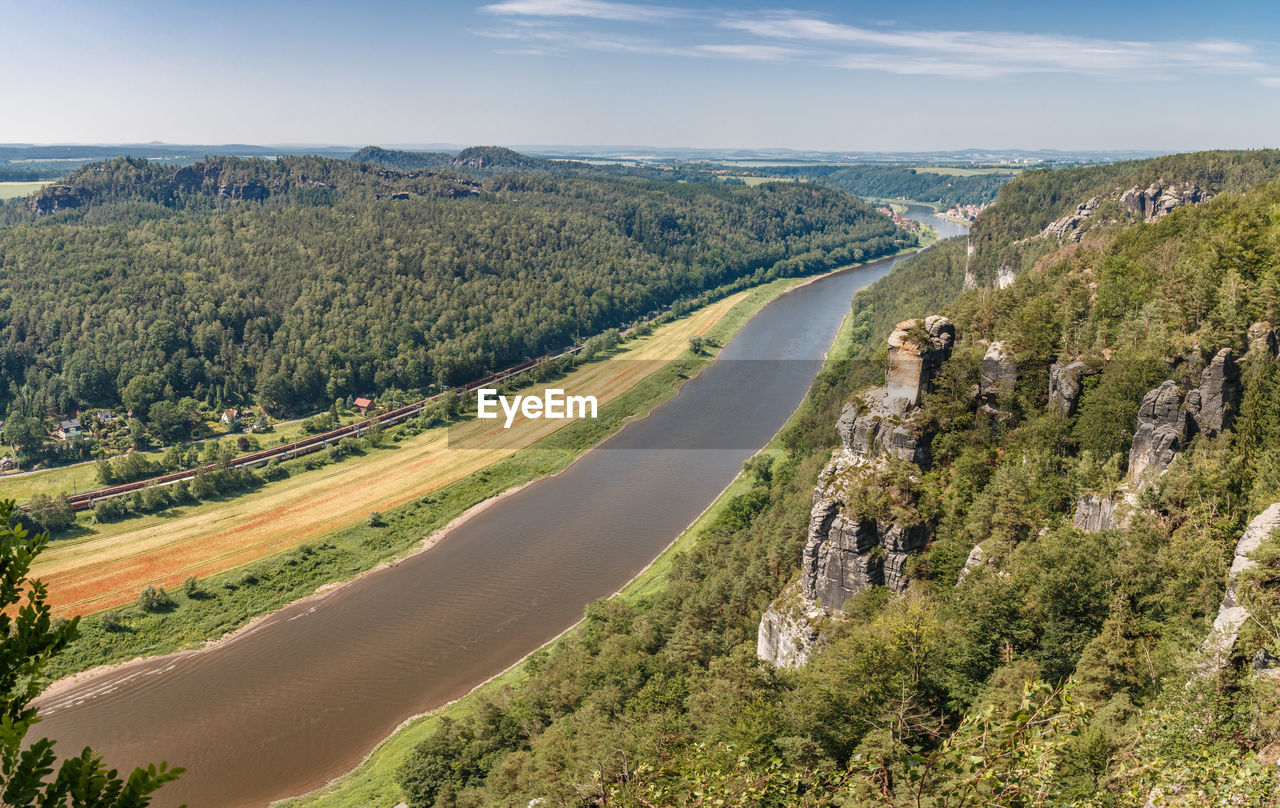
37;208;967;808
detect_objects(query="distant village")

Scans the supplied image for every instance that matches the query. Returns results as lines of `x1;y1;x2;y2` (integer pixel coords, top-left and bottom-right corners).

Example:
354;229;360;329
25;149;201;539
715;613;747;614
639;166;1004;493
942;202;988;221
876;206;922;230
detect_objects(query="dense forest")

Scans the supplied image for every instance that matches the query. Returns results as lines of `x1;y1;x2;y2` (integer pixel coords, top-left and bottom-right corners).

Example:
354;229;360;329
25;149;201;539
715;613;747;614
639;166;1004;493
761;164;1015;206
0;154;908;454
390;154;1280;806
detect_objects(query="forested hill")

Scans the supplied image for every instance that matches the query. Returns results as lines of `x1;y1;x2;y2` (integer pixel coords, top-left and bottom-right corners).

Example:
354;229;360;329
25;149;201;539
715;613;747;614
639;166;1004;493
761;164;1015;206
350;145;576;174
966;148;1280;286
0;156;909;437
11;155;482;218
386;152;1280;806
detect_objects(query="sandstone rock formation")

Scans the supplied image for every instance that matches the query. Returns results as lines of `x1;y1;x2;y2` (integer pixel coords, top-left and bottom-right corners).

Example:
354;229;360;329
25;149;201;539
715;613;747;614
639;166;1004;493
757;584;825;668
801;499;927;608
995;265;1017;289
1186;348;1240;437
29;185;84;214
1201;503;1280;669
979;342;1017;417
1048;360;1094;415
1120;182;1209;222
759;316;956;666
956;544;986;584
886;316;956;409
1249;322;1280;358
1127;381;1190;483
1043;196;1100;241
836;389;933;467
1073;493;1119;533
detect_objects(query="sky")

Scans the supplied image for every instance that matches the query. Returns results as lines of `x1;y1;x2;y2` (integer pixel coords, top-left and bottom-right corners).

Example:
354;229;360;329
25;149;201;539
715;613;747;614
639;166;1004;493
3;0;1280;152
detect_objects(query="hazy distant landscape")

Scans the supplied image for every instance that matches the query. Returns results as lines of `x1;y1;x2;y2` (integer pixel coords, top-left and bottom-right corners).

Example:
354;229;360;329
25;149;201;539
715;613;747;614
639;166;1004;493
4;1;1280;808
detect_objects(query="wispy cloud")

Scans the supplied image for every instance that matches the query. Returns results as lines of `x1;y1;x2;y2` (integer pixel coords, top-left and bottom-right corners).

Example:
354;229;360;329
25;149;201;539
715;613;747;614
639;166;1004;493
476;2;1278;84
479;0;686;22
722;15;1269;78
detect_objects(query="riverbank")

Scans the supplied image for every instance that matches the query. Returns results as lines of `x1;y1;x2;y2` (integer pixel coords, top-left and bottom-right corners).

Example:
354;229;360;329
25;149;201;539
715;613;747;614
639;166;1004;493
272;252;873;808
40;244;921;682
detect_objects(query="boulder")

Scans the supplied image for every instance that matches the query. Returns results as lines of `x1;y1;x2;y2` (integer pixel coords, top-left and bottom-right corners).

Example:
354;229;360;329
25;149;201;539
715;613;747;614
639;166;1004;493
979;342;1017;417
1127;381;1189;482
1186;348;1240;437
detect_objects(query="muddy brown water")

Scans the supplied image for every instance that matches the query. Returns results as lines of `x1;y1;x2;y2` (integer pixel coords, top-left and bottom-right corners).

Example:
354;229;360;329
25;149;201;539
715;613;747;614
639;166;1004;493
37;210;967;808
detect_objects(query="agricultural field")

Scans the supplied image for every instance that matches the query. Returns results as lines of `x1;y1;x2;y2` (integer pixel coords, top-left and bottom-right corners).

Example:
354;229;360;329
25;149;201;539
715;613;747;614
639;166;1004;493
0;181;48;199
31;289;750;615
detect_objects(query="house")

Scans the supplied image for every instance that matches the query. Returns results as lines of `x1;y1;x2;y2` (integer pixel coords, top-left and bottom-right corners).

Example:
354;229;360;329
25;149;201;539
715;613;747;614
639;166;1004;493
95;410;116;424
220;408;240;425
56;418;82;440
353;397;373;414
0;456;15;471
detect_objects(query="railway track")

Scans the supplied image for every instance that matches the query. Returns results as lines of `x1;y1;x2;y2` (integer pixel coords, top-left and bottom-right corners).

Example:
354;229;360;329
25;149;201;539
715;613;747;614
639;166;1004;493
53;350;577;512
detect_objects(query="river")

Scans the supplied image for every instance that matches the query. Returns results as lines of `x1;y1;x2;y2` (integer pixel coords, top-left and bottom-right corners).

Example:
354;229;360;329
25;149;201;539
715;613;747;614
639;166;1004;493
36;207;968;808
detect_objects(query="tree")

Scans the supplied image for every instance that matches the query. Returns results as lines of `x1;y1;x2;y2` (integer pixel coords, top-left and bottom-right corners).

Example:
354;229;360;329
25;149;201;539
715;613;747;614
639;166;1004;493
689;335;705;354
2;417;46;457
0;499;182;805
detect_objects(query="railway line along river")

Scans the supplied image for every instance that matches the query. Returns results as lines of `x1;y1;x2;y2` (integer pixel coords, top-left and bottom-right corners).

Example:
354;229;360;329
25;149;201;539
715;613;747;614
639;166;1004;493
36;207;967;808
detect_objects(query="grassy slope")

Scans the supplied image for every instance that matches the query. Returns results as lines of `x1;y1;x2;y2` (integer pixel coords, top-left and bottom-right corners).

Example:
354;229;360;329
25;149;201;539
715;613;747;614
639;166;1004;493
273;269;868;808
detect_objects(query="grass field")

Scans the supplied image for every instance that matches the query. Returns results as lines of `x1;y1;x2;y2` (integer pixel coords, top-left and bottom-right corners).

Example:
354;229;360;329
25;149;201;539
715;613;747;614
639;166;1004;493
31;289;755;615
0;181;48;199
271;270;869;808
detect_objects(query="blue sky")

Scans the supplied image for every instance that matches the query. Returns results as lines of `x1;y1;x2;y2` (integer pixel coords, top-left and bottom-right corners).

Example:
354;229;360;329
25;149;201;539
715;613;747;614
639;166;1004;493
3;0;1279;151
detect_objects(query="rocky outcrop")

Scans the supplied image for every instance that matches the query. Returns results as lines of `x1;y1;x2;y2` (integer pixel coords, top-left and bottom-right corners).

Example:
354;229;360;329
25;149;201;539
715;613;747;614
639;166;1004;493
1201;503;1280;669
1249;322;1280;358
29;185;84;214
836;390;933;467
979;342;1017;417
1073;493;1119;533
759;315;956;666
1043;196;1100;241
885;316;956;409
956;544;986;584
757;585;825;668
801;499;926;608
995;265;1017;289
1127;381;1190;483
1120;182;1209;222
1186;348;1240;437
1048;360;1094;415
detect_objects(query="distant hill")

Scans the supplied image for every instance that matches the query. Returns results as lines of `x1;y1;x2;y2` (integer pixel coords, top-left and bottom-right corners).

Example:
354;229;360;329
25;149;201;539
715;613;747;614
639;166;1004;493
351;145;589;176
966;149;1280;287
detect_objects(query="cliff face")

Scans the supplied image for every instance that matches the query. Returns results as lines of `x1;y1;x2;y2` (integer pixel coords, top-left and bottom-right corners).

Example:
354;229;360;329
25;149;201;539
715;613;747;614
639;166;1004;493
758;316;953;667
